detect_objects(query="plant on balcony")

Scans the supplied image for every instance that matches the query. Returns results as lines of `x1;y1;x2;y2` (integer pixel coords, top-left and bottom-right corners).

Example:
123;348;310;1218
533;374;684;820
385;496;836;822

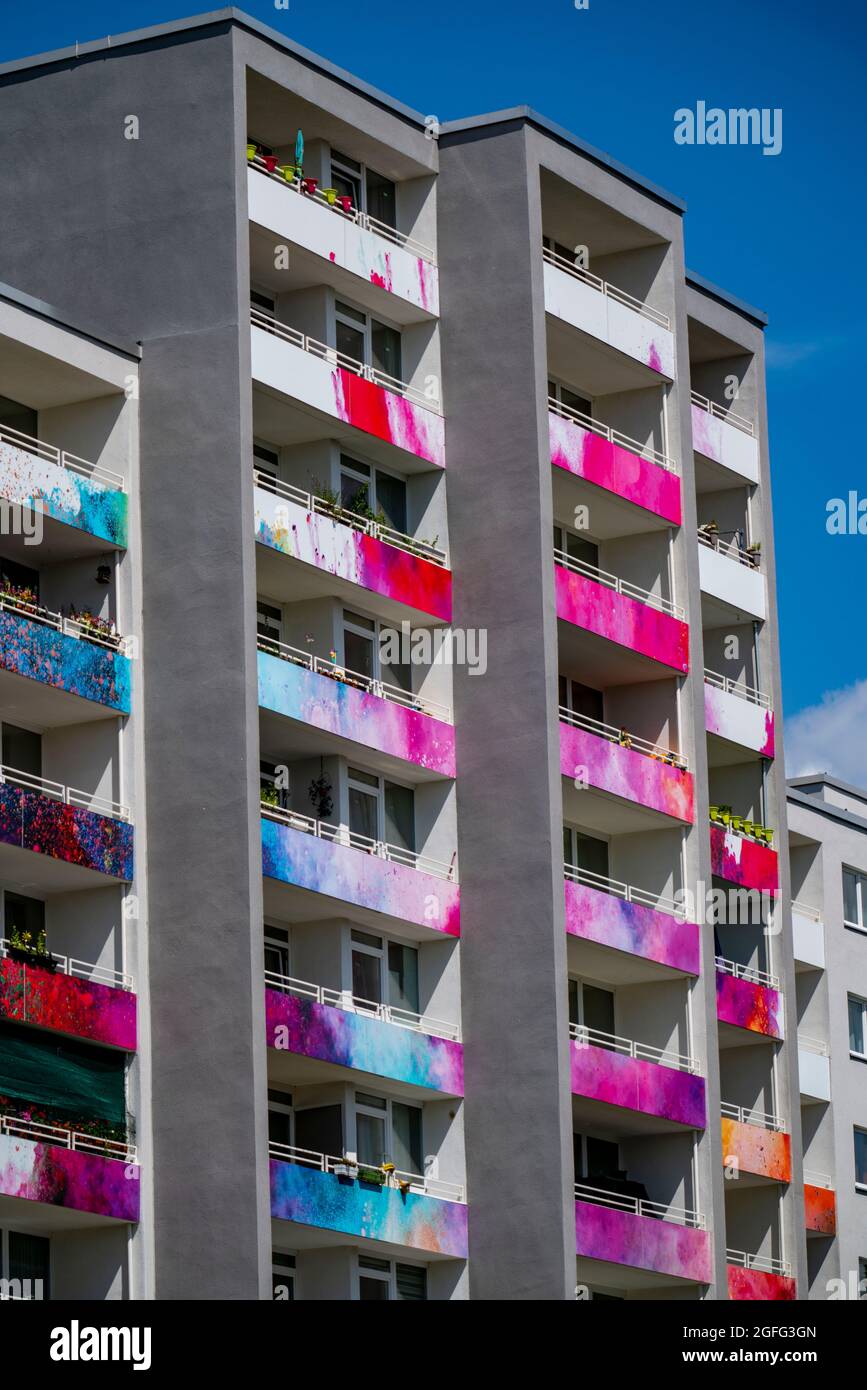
309;478;342;514
6;926;58;972
0;1094;131;1152
68;606;117;643
308;767;333;821
0;580;38;608
260;783;280;807
357;1164;385;1186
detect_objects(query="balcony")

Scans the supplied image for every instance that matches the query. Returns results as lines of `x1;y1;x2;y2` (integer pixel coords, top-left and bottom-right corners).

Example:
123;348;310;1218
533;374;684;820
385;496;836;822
0;423;128;549
555;551;688;675
265;974;462;1097
691;393;759;485
570;1026;705;1130
564;868;699;976
716;960;783;1041
698;528;766;625
0;592;131;719
261;803;459;937
797;1034;831;1103
0;943;135;1050
709;819;778;894
0;1114;139;1222
803;1172;836;1235
251;310;445;469
574;1184;711;1284
270;1144;467;1258
247;154;438;318
720;1104;791;1183
258;640;454;779
543;247;675;379
559;708;693;825
792;901;825;971
704;671;774;762
548;399;681;527
0;767;133;885
726;1250;796;1301
254;472;451;624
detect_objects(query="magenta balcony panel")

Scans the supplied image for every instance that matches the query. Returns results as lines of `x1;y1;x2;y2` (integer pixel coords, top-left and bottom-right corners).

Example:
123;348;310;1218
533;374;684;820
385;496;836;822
0;784;133;881
559;721;693;822
254;488;452;622
258;650;455;776
570;1040;705;1129
691;403;759;484
704;681;774;758
0;1132;139;1222
716;971;783;1040
261;816;460;936
0;957;136;1050
727;1265;796;1301
555;565;689;673
564;878;700;975
709;823;778;893
575;1200;711;1283
549;411;681;525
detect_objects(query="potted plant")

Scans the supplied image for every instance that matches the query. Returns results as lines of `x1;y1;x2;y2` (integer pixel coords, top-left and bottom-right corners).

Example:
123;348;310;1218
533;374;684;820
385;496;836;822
7;926;58;973
260;783;279;807
357;1164;385;1186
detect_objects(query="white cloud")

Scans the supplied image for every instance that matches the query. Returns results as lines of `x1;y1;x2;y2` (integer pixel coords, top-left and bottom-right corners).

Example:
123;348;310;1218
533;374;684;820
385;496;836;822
785;680;867;784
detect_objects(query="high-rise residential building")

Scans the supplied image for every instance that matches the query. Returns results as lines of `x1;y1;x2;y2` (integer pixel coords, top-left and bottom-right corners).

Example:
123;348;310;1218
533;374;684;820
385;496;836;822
0;8;819;1301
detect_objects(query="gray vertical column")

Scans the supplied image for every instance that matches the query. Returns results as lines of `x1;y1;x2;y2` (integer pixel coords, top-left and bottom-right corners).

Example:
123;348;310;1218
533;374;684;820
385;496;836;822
438;123;575;1299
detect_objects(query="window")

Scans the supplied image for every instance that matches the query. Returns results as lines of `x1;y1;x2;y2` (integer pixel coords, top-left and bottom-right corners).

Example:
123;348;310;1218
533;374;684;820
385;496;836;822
355;1256;427;1301
253;441;280;489
543;234;580;264
330;150;396;231
268;1089;293;1150
358;1254;391;1300
553;523;599;572
563;825;609;882
568;979;615;1038
843;869;867;933
548;377;592;421
0;1229;50;1300
856;1128;867;1192
849;996;867;1059
0;555;40;603
340;453;407;534
350;929;419;1015
353;1091;423;1174
260;760;290;811
342;607;411;693
347;767;415;853
272;1251;295;1301
335;300;402;381
559;677;604;724
573;1132;620;1182
256;599;282;652
264;925;290;982
4;892;46;946
1;724;41;779
250;288;275;315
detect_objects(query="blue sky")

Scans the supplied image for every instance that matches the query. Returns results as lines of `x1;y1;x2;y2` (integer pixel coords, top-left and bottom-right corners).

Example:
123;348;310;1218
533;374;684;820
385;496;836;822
3;0;865;759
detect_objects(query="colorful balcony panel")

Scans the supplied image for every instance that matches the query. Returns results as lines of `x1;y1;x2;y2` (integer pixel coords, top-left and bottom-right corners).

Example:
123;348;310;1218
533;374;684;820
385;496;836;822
704;682;774;759
254;488;452;622
575;1200;711;1283
549;412;681;526
0;610;130;714
258;650;455;777
690;405;759;484
716;971;783;1041
543;261;675;378
564;878;699;976
709;823;778;894
261;816;459;936
265;989;462;1095
727;1265;796;1301
570;1040;705;1130
804;1184;836;1235
559;721;693;823
555;566;688;674
251;327;445;468
0;1131;139;1222
0;784;133;881
0;440;128;548
270;1158;467;1257
720;1118;791;1183
0;958;135;1051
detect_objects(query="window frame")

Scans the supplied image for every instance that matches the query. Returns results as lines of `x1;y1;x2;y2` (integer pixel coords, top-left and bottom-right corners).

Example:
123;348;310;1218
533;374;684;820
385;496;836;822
843;867;867;934
354;1254;427;1301
855;1126;867;1194
346;764;415;850
351;1090;423;1176
849;994;867;1060
334;298;402;378
0;1228;50;1301
271;1250;296;1301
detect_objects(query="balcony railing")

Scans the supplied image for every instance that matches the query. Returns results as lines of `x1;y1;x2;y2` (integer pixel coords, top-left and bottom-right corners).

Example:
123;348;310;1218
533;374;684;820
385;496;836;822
248;152;436;264
721;1101;785;1133
0;591;128;654
563;862;686;920
0;764;131;823
691;390;754;437
704;668;771;710
547;396;677;474
559;705;687;771
260;801;456;882
553;547;683;619
253;468;447;566
269;1141;464;1202
0;1112;137;1164
709;807;774;846
0;422;125;491
542;246;670;329
0;938;132;991
716;956;779;991
570;1023;700;1075
791;899;821;922
258;635;451;722
698;526;760;570
574;1181;705;1229
265;968;460;1042
797;1033;829;1057
726;1248;791;1278
251;308;441;415
803;1168;833;1189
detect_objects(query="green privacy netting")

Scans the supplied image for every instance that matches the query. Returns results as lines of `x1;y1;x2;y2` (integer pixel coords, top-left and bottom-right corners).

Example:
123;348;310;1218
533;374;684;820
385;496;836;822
0;1024;126;1126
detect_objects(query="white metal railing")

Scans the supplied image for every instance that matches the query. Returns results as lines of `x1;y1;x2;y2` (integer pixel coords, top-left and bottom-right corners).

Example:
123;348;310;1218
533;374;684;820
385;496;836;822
691;390;754;437
542;246;670;329
257;635;451;723
574;1180;705;1229
260;801;456;882
553;546;683;619
0;591;128;654
249;153;436;264
0;1112;136;1164
721;1100;785;1133
726;1248;791;1278
715;956;779;991
547;395;677;474
563;862;686;920
268;1141;464;1202
0;763;131;824
253;468;447;567
697;526;760;569
559;704;687;771
798;1033;829;1057
0;422;125;491
803;1168;834;1190
791;898;822;922
250;308;441;415
570;1023;700;1075
0;938;132;991
264;969;460;1042
704;668;771;710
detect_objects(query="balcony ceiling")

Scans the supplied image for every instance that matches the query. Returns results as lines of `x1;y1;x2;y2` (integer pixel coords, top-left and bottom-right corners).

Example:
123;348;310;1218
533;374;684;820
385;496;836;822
546;316;662;395
541;170;666;259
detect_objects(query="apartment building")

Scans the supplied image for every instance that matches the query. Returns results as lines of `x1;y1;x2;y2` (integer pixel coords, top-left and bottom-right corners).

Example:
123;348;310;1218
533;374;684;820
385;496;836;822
0;9;814;1300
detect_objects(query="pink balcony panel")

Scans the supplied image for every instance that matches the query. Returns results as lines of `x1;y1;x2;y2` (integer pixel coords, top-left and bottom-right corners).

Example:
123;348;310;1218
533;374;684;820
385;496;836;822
555;565;689;673
720;1117;791;1183
709;823;778;893
716;970;783;1040
570;1040;705;1129
575;1200;712;1283
564;878;699;976
549;411;681;525
727;1266;796;1301
559;721;693;822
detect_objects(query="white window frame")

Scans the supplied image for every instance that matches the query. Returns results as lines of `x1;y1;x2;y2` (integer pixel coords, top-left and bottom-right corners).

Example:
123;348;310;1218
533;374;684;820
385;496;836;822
257;597;283;646
843;867;867;934
856;1127;867;1194
568;976;616;1031
264;923;290;981
346;765;415;847
329;148;396;224
352;1090;423;1174
335;298;402;374
548;374;594;419
348;928;419;1016
353;1254;427;1301
339;452;406;522
268;1089;294;1150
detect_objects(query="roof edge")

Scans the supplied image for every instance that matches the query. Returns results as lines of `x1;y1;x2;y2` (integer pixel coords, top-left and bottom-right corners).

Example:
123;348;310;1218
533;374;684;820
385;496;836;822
0;281;141;361
685;269;768;328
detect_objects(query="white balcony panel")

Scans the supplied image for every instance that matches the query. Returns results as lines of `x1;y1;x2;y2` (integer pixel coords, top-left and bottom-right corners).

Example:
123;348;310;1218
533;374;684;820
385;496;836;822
792;909;825;971
798;1046;831;1103
543;261;675;379
691;404;759;484
698;545;766;622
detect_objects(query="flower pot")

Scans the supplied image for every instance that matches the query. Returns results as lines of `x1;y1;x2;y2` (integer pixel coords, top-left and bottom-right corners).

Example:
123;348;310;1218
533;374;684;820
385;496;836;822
263;155;279;174
6;946;57;973
246;143;257;161
336;195;353;214
281;164;296;182
301;177;319;196
322;187;337;206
